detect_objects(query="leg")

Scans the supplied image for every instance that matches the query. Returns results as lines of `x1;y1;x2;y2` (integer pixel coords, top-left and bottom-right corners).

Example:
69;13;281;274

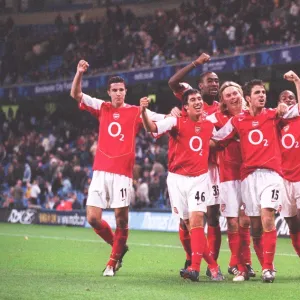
227;217;241;273
261;208;277;283
106;206;129;269
239;210;254;276
179;218;192;267
250;216;264;268
86;205;114;246
285;214;300;256
206;204;221;262
189;211;205;273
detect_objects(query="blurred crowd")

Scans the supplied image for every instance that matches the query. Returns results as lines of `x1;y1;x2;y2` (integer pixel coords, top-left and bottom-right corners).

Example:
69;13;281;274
0;104;169;211
1;0;300;85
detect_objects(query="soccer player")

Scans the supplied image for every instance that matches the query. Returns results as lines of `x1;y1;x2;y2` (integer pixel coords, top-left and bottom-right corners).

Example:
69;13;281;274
70;60;165;277
140;89;224;282
278;71;300;257
213;78;300;283
207;81;254;281
168;53;222;271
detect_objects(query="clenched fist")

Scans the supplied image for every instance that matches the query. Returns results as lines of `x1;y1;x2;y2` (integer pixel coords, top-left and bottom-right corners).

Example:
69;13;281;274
77;60;89;74
194;53;211;66
140;97;150;112
284;70;300;83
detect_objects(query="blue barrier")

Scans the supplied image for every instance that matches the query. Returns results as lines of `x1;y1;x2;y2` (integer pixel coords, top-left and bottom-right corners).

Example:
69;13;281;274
1;45;300;99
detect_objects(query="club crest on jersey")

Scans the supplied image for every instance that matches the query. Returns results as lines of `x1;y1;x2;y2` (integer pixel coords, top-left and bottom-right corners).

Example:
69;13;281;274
113;113;120;120
252;121;259;127
195;126;201;134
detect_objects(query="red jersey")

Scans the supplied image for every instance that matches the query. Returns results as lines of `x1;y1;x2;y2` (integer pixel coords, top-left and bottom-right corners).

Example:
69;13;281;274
280;116;300;182
207;112;242;182
155;116;215;176
213;106;300;180
79;93;164;178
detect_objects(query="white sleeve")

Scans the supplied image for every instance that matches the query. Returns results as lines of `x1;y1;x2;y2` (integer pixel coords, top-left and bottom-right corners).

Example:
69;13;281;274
145;109;166;121
206;113;218;124
155;117;177;135
212;127;218;136
80;93;104;112
212;117;235;141
282;104;300;119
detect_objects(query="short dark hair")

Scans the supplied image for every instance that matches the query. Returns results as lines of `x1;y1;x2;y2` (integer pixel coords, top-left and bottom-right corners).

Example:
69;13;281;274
107;76;126;90
182;88;201;106
243;79;265;97
278;90;296;103
197;71;216;86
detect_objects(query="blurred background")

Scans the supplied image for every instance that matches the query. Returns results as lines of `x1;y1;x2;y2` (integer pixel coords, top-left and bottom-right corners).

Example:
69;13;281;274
1;0;300;212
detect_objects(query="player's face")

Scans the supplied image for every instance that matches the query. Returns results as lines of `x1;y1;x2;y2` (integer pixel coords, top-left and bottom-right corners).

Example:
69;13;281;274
279;91;296;107
184;93;203;117
198;73;219;97
247;85;266;109
221;86;242;113
107;82;127;106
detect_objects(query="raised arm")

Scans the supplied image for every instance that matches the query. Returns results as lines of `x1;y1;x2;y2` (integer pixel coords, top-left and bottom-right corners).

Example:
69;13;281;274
284;70;300;109
140;97;158;132
70;60;89;102
168;53;210;93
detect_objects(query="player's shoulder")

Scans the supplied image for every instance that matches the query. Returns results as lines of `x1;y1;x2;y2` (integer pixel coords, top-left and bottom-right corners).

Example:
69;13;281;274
206;112;218;123
201;117;215;128
232;110;248;123
262;107;276;115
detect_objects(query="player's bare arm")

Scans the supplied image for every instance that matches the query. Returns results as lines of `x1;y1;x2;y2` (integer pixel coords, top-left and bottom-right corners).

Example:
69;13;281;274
284;70;300;109
140;97;157;133
70;60;89;102
168;53;210;93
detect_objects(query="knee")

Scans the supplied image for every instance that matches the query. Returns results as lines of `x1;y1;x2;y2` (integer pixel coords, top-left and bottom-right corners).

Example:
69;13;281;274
115;212;128;228
239;215;250;228
251;227;263;238
261;216;275;232
87;213;101;229
227;217;239;232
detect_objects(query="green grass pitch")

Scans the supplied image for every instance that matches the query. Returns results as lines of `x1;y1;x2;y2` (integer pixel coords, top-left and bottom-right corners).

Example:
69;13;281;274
0;223;299;300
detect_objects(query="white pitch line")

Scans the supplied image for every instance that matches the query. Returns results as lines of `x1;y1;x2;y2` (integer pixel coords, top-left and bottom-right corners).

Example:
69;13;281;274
0;232;297;257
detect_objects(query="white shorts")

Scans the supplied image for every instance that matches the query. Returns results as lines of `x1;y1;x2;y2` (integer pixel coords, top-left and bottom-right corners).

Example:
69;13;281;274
86;171;132;209
220;180;242;217
167;172;210;220
241;169;283;217
280;179;300;217
207;163;220;206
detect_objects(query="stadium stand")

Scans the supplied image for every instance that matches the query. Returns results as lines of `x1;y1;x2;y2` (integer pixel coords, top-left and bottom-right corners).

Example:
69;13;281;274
1;0;299;85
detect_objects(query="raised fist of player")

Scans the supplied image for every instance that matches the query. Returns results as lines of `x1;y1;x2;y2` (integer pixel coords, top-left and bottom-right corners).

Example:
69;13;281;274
276;102;288;117
140;97;150;112
77;60;89;74
194;53;211;66
284;70;300;83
